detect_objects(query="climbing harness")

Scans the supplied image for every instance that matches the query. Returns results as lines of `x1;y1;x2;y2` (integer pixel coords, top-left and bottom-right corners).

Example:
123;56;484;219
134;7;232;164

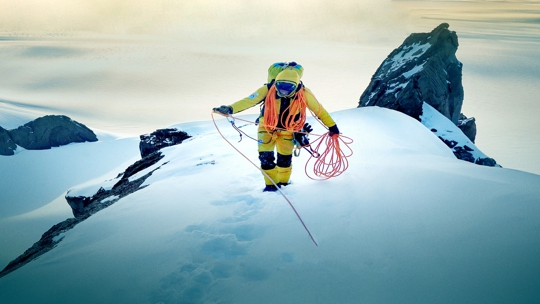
293;133;320;158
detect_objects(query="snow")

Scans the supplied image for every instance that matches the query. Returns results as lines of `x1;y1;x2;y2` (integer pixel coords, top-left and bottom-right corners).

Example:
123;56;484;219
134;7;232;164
0;131;140;218
66;176;121;198
385;81;409;98
382;42;431;74
420;102;491;162
1;107;539;303
402;61;426;78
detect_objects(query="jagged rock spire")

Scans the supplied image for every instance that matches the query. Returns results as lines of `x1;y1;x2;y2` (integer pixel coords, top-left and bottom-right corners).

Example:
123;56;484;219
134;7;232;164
359;23;464;124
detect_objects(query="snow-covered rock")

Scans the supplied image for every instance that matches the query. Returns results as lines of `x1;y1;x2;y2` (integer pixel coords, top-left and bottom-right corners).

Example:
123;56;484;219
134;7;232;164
359;23;464;124
66;151;167;218
139;128;191;158
421;102;497;166
358;23;498;166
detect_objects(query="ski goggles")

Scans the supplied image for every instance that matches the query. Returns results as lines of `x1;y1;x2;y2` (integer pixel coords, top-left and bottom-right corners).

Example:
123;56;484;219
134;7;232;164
275;81;297;97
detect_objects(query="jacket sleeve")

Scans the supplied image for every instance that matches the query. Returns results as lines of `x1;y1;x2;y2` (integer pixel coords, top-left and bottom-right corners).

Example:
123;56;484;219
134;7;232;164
304;87;336;128
229;85;269;114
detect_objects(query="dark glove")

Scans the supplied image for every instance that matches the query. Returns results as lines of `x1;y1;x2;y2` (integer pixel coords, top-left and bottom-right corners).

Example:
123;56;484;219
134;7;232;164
213;105;232;115
294;123;312;146
302;123;313;133
328;124;340;136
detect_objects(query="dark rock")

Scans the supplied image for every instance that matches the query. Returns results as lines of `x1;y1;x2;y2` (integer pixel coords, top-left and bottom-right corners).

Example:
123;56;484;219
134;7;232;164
439;137;458;149
139;128;191;158
0;218;80;278
67;151;165;218
359;23;464;123
9;115;97;150
0;126;18;156
453;146;475;163
457;114;477;143
359;23;497;167
438;135;498;167
476;157;498;167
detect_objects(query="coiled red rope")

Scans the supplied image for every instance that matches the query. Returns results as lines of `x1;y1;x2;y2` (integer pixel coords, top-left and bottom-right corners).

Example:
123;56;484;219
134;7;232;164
304;133;353;180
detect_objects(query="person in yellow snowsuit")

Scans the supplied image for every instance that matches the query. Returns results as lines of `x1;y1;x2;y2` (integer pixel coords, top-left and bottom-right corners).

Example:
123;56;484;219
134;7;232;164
213;63;339;192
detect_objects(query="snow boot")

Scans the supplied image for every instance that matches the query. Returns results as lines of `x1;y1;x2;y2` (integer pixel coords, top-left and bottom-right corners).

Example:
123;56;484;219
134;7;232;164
263;185;279;192
262;167;278;192
276;166;292;187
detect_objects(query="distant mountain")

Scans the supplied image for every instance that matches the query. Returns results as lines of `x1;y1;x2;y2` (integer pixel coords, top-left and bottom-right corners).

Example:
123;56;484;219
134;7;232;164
0;115;97;156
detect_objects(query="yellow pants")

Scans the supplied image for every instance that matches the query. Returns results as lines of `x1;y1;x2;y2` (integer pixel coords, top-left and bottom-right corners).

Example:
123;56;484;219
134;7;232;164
258;129;294;186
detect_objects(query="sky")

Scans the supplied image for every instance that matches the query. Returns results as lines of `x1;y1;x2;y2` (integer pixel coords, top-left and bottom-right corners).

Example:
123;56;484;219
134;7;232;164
1;0;538;40
0;0;404;42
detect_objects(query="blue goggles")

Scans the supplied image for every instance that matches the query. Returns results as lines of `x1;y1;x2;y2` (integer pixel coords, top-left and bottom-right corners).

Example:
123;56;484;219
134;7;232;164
275;81;297;97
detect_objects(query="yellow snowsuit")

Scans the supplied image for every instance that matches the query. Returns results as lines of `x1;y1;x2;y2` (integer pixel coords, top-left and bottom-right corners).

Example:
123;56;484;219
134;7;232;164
229;70;337;188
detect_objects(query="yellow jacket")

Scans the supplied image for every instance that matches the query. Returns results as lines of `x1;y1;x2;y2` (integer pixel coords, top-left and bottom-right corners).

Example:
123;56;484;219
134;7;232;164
229;83;336;131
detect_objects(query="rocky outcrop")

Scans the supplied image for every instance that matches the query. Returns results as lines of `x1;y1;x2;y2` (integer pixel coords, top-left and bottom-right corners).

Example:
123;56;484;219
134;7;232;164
66;151;166;218
0;126;17;156
139;128;191;158
9;115;97;150
359;23;465;125
358;23;497;166
0;218;80;278
457;114;477;143
0;150;167;278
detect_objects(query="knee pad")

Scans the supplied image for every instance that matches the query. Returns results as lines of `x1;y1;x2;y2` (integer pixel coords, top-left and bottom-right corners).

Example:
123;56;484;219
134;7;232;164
276;153;292;168
259;151;276;170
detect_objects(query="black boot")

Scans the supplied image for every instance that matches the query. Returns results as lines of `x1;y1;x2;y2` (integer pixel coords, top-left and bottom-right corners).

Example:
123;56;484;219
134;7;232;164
263;185;279;192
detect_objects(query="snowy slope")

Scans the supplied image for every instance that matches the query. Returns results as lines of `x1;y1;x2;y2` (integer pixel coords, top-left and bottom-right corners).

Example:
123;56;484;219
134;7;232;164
1;107;539;304
0;108;141;267
420;102;494;163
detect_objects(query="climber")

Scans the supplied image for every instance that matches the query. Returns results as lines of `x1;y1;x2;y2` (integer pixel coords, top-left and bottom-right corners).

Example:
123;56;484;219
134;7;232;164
213;62;340;192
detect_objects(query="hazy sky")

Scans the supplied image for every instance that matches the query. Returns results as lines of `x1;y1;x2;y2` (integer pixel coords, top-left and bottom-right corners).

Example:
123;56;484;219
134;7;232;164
0;0;410;42
2;0;538;43
0;0;386;31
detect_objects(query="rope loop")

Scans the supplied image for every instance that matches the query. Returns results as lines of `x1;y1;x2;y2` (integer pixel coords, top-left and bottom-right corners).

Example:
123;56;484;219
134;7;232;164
305;132;353;180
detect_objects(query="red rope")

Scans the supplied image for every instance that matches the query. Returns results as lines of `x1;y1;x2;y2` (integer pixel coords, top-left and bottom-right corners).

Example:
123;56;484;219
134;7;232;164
305;133;354;180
